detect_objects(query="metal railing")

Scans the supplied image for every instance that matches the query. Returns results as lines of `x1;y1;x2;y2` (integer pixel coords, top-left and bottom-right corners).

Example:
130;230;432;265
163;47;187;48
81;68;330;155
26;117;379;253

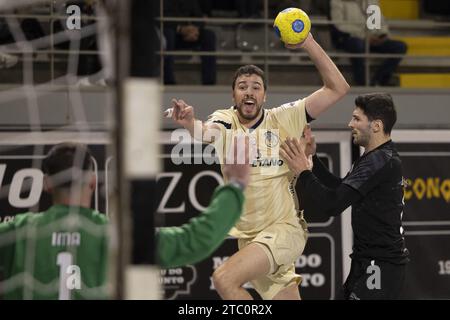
0;0;449;86
0;1;105;82
158;0;450;86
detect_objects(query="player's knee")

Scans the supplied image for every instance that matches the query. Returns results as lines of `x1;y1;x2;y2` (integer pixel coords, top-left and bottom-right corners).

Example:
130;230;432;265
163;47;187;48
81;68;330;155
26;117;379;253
212;267;227;291
212;265;234;293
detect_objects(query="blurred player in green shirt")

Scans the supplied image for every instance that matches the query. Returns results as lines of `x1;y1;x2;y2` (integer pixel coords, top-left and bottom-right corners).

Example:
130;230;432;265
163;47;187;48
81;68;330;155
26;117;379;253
0;142;248;299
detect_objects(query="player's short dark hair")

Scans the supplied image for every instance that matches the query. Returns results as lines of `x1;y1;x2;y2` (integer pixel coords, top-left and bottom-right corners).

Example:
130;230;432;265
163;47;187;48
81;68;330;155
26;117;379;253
42;142;94;189
232;65;267;91
355;93;397;134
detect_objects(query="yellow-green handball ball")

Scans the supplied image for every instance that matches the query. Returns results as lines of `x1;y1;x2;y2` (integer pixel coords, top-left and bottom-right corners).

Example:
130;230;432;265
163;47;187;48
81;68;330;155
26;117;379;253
273;8;311;45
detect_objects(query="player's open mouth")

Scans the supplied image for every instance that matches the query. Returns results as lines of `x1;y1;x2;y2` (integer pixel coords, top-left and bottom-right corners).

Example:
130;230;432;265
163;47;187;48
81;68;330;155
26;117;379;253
242;100;256;113
243;99;256;106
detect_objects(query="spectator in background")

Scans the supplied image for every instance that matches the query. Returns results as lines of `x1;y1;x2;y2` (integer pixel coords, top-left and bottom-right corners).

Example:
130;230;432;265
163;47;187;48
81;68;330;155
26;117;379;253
52;0;104;85
163;0;217;85
74;1;102;82
330;0;407;86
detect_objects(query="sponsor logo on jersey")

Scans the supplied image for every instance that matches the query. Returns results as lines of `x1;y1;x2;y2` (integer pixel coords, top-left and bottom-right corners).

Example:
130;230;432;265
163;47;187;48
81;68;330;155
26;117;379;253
264;130;279;148
251;158;284;167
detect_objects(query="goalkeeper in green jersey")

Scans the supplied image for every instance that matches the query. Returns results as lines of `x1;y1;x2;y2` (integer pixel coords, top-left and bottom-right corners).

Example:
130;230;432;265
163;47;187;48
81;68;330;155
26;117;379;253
0;142;249;299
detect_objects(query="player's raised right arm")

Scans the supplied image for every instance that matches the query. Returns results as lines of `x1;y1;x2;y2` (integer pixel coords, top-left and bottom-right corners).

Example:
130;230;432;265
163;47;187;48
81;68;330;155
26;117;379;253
286;34;350;119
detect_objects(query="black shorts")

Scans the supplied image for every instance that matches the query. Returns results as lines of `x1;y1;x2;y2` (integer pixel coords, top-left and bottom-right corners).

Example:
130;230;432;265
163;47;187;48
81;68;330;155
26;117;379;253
343;258;406;300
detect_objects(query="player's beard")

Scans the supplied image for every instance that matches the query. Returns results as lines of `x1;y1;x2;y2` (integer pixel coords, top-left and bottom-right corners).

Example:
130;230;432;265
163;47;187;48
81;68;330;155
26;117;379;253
352;127;371;147
236;102;262;121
